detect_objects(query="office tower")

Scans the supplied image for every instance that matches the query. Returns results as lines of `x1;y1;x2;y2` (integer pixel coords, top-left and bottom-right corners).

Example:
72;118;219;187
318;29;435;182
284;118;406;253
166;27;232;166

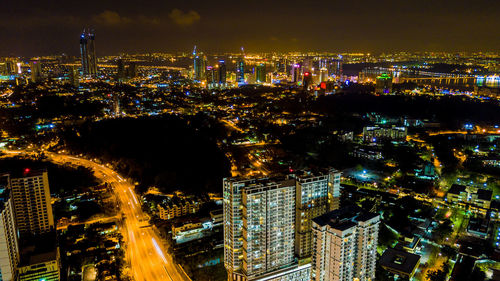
205;66;217;89
302;58;313;73
311;206;380;281
319;67;328;83
6;62;16;75
116;59;126;81
375;73;393;94
8;170;54;237
0;63;8;76
236;59;245;85
192;46;206;81
275;59;287;73
303;71;313;89
29;61;42;83
193;55;205;81
294;169;341;259
68;66;79;87
126;62;137;78
291;64;300;83
79;28;98;76
218;60;227;87
328;57;343;80
255;63;266;84
0;188;20;281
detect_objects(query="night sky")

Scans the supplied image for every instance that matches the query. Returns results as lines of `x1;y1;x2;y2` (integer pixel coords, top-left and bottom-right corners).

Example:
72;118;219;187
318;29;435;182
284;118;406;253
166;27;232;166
1;0;499;56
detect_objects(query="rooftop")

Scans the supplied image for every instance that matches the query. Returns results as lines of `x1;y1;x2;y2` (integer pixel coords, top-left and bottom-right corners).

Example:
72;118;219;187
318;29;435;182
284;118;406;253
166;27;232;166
312;205;379;230
448;184;466;195
476;188;492;201
380;248;421;276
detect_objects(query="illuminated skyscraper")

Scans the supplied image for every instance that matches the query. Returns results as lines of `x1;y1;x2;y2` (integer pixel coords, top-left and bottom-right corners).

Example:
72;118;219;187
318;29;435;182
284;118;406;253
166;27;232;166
218;60;226;87
192;46;206;81
236;47;246;85
294;169;341;259
311;206;380;281
329;56;343;81
255;63;266;84
236;59;245;85
79;29;98;76
224;177;307;281
291;64;301;83
116;59;126;82
303;71;313;89
0;187;19;281
375;73;393;94
29;61;42;83
223;169;341;281
205;66;217;89
8;170;54;237
68;66;79;88
319;67;328;83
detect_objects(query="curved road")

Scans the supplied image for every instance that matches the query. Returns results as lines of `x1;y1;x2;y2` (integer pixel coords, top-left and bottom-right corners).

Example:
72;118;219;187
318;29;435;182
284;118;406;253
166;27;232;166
4;150;190;281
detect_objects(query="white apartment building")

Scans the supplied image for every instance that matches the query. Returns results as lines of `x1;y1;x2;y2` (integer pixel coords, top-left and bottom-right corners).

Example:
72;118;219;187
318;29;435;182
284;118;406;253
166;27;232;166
0;189;19;281
9;170;54;237
311;206;380;281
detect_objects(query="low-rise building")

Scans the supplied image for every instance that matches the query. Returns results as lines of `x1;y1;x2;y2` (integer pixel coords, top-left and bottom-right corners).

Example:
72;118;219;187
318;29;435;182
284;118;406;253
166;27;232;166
446;184;492;210
380;248;421;279
363;125;407;142
18;247;60;281
210;209;223;226
158;197;200;220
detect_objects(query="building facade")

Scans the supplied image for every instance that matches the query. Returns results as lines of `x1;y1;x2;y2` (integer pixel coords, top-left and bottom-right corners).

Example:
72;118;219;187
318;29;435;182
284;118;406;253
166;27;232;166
311;206;380;281
17;249;60;281
9;170;54;237
158;198;200;220
0;190;19;281
294;169;341;259
79;28;97;76
224;169;341;281
242;178;296;279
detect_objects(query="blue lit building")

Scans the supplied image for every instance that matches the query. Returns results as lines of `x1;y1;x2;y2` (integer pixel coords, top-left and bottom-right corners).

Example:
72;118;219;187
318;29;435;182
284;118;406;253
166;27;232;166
79;29;97;77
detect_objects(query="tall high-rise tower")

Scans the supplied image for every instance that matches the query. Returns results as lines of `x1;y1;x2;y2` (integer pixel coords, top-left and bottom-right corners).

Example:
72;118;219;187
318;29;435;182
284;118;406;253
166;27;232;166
68;66;80;87
218;60;226;87
8;170;54;237
29;61;42;83
0;186;20;281
255;63;266;84
311;206;380;281
223;169;341;281
294;169;341;259
236;47;245;85
291;64;301;83
80;29;98;76
192;46;206;82
224;177;299;281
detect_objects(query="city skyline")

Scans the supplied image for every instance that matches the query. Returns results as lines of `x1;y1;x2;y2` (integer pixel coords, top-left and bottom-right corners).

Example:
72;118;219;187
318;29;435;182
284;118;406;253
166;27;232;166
0;4;499;280
1;0;500;56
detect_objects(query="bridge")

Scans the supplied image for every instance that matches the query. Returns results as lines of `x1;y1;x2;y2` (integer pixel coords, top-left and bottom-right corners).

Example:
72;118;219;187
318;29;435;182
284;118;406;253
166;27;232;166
395;76;477;85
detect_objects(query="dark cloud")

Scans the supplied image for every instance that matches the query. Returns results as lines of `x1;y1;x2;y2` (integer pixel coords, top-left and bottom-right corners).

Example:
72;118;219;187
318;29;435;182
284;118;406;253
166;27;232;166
93;11;132;25
168;9;201;26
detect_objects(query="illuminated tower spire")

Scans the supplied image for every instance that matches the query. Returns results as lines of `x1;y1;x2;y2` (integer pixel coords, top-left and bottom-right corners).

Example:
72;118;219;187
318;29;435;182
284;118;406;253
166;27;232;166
236;47;245;85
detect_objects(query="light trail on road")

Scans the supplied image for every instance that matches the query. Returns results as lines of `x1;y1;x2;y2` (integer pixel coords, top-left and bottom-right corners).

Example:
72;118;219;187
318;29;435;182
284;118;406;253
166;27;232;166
4;150;190;281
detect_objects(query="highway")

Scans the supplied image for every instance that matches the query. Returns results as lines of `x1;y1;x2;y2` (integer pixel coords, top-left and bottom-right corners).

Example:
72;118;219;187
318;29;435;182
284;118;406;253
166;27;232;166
4;150;189;281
